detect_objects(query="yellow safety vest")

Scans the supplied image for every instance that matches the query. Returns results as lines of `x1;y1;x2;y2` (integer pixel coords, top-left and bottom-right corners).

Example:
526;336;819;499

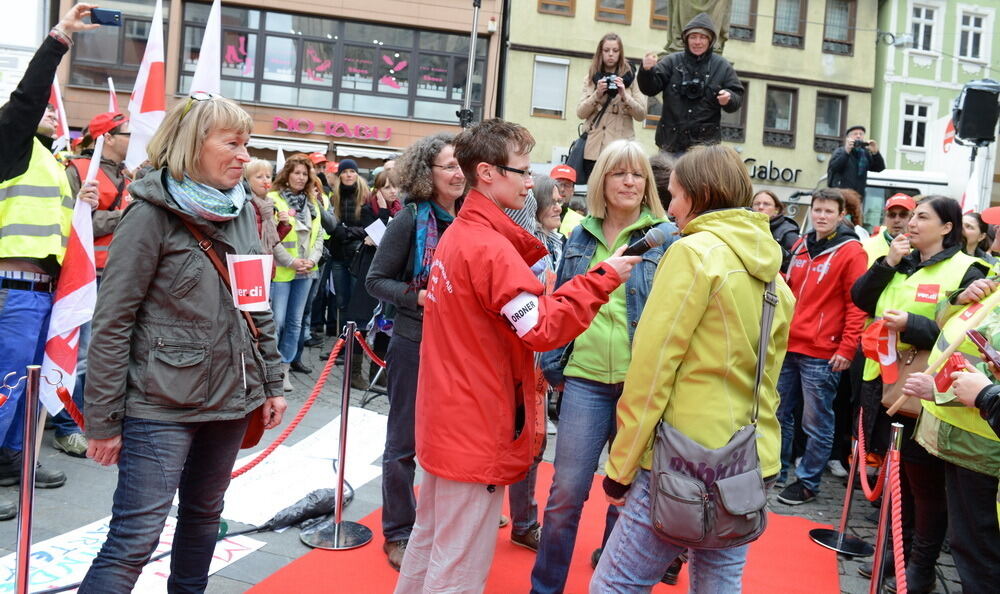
270;191;321;283
0;138;73;263
862;232;892;267
864;251;979;381
924;292;1000;442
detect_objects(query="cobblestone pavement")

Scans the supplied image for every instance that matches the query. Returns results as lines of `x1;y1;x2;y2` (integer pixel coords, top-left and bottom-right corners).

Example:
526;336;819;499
0;341;971;592
766;470;963;594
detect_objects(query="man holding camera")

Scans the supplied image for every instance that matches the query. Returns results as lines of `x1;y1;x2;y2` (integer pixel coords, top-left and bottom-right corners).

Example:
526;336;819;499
827;125;886;197
638;13;743;156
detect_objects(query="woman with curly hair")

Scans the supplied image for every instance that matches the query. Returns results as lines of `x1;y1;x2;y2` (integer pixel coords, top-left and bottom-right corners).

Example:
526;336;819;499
365;133;465;570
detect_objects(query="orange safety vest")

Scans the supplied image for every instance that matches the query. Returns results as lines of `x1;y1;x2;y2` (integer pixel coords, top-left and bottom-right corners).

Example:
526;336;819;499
68;158;130;272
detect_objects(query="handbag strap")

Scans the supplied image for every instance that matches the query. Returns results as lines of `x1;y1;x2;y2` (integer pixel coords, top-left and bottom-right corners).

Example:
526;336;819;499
588;96;614;132
178;218;261;341
751;280;778;424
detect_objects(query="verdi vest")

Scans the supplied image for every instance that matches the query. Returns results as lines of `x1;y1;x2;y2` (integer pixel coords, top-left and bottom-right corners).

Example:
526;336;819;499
269;191;320;282
0;138;73;264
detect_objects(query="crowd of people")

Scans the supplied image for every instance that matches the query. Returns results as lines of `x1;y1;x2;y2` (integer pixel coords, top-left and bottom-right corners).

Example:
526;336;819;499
1;5;998;594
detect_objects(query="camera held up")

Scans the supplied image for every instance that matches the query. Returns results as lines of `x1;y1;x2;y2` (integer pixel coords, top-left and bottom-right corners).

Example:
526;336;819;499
601;74;619;98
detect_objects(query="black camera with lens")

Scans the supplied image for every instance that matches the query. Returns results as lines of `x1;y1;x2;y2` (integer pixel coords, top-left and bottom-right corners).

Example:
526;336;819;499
601;74;619;98
853;139;870;149
680;77;705;100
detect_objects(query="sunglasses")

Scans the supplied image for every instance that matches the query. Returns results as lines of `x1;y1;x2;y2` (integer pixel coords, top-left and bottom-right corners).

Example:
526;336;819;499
179;91;221;123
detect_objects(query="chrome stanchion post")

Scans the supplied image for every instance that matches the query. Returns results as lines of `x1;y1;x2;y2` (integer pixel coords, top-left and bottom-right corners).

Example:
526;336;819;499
809;440;875;556
300;322;373;550
16;365;41;594
869;422;904;594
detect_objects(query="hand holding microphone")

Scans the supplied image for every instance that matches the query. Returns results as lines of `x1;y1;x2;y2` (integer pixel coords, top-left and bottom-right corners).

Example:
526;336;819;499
622;228;667;256
885;232;910;267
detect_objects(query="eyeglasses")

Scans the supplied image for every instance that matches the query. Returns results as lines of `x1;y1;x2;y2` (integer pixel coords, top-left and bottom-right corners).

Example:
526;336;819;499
494;164;533;178
432;164;462;173
609;171;646;181
179;91;220;123
111;132;131;137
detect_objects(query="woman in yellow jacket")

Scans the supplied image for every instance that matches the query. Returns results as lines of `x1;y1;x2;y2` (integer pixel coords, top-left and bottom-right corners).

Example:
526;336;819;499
591;145;793;592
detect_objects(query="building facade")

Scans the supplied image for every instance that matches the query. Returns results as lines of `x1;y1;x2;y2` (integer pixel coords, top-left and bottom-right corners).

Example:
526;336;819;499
871;0;1000;209
505;0;879;220
56;0;503;168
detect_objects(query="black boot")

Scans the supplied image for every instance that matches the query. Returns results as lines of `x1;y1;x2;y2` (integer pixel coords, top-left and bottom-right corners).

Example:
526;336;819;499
350;362;369;390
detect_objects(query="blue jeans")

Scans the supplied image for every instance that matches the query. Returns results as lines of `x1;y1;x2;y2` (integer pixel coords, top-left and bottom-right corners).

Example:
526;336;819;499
52;320;90;437
0;287;52;452
271;277;312;364
776;352;841;493
293;277;318;363
591;469;749;593
531;377;622;593
78;415;249;593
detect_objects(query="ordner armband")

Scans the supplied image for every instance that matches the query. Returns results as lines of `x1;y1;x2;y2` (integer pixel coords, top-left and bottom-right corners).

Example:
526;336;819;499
501;292;540;337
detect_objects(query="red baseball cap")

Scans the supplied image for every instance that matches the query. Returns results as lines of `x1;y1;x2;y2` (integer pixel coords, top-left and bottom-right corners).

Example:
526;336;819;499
981;207;1000;225
88;111;128;137
550;164;576;183
325;161;340;174
884;193;916;212
308;152;328;165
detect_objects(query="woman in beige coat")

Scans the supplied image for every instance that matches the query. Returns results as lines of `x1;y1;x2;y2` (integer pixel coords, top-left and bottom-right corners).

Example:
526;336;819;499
576;33;646;184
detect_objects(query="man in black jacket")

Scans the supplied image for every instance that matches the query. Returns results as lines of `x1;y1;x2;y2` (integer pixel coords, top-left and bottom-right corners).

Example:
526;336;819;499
827;125;886;196
637;12;743;155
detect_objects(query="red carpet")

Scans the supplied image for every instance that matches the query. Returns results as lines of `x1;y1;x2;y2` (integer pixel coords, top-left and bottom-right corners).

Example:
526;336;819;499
250;463;839;593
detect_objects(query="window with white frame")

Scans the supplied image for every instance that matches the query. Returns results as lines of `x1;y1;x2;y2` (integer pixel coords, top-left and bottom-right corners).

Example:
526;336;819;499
911;5;936;52
959;12;985;60
901;101;930;148
531;56;569;118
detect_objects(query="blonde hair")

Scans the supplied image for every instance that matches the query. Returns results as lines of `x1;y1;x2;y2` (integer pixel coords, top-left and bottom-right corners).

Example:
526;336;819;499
147;95;252;181
244;158;273;183
586;140;666;219
330;175;372;220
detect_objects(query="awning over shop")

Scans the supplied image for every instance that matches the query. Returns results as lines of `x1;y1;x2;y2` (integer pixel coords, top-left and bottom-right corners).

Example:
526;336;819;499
334;142;403;161
248;134;328;154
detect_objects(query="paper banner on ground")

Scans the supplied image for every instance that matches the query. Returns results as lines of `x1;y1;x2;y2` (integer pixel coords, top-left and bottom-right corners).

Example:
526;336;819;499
222;406;387;527
0;515;264;593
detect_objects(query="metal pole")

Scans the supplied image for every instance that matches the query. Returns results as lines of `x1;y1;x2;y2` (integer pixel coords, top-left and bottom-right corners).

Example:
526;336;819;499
457;0;482;128
869;422;904;594
300;322;372;550
16;365;41;594
809;440;875;556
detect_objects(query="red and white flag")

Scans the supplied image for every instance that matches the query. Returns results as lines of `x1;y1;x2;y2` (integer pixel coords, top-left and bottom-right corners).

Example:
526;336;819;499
48;76;70;153
189;0;222;95
124;0;166;169
107;76;118;112
39;178;98;415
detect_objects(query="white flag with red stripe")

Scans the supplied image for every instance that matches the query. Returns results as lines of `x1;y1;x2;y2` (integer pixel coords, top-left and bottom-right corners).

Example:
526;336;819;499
124;0;166;169
39;188;98;415
48;76;70;153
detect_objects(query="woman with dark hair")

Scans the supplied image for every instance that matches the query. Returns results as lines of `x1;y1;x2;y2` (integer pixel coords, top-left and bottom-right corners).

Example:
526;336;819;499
648;152;674;212
591;144;793;591
364;132;465;571
962;212;997;267
576;33;646;184
851;195;988;592
840;188;870;239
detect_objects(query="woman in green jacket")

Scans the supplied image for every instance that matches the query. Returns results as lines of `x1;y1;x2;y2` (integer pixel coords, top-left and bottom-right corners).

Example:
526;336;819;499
592;145;793;592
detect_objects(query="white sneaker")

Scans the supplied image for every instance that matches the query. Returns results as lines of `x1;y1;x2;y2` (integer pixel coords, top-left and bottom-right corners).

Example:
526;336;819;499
546;420;557;435
827;460;848;478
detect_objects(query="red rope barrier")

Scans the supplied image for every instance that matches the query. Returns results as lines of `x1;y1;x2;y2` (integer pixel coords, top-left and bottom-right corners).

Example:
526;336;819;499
56;386;85;431
888;449;907;594
353;331;386;368
856;410;887;502
231;338;345;479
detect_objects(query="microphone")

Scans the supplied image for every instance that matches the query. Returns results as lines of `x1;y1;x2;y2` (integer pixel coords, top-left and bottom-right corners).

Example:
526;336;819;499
622;228;666;257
